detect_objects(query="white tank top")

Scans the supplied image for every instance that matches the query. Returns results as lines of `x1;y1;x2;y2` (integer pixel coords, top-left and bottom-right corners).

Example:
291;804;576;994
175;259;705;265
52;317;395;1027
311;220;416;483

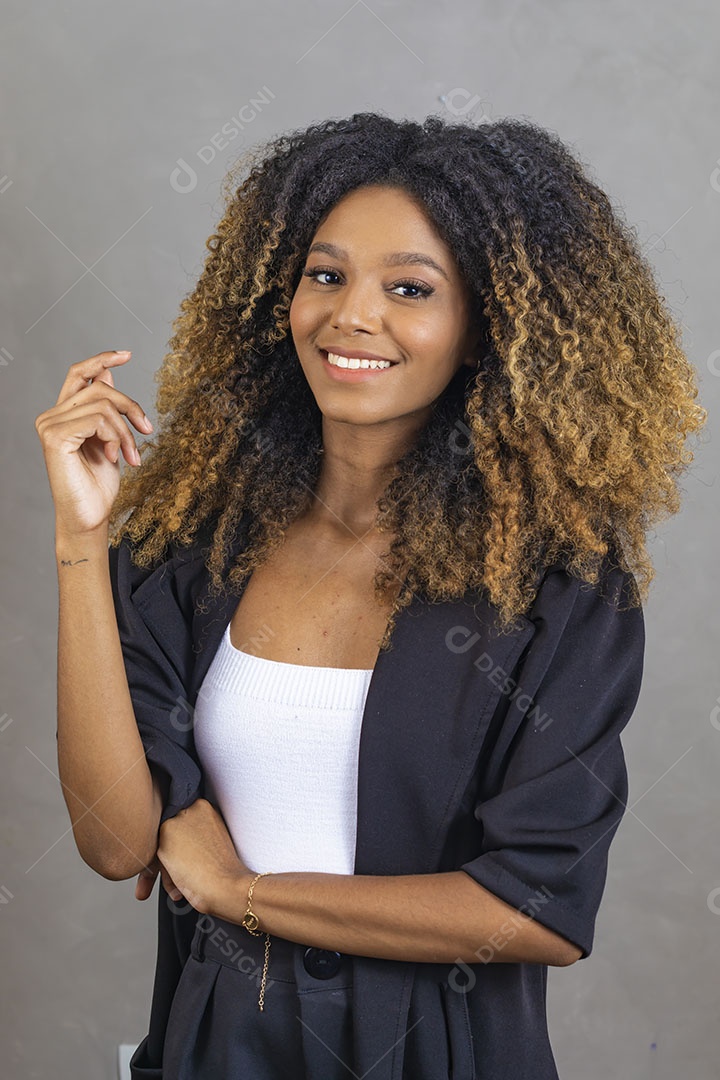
192;621;374;875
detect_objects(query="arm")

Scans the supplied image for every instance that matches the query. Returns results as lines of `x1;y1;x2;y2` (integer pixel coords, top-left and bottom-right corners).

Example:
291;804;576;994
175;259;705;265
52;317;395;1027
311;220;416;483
153;550;641;967
36;349;163;880
56;523;162;878
457;552;646;962
152;797;580;965
209;867;581;966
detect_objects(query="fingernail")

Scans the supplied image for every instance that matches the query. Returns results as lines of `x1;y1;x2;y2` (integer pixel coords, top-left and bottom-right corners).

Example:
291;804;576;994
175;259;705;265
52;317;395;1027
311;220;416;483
113;349;132;355
142;414;153;430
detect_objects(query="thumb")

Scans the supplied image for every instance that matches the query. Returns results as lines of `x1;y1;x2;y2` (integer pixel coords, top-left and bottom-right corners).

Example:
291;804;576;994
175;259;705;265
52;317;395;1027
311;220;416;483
135;857;160;902
160;867;184;902
92;365;115;389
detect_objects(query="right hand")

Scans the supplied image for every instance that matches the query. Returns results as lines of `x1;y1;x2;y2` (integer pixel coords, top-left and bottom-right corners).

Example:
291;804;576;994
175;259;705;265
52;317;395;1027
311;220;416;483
134;854;182;903
34;350;154;536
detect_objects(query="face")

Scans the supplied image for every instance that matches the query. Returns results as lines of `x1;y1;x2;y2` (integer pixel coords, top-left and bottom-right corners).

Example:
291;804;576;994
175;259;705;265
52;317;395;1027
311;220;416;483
289;184;482;432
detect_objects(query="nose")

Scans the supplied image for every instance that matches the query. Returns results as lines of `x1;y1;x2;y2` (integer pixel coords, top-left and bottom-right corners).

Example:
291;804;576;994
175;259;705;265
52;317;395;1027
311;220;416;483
328;277;382;336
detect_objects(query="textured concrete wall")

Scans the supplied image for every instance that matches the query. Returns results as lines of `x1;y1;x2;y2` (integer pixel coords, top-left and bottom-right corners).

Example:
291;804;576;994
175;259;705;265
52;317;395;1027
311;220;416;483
2;1;717;1076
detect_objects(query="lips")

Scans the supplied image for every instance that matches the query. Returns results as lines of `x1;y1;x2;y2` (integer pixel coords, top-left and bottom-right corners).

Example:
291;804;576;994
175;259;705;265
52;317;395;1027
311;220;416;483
319;349;397;379
319;346;400;364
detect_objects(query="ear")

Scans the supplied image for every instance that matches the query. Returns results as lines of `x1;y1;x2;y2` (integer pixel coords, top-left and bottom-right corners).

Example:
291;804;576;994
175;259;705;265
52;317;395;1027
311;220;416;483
461;330;484;368
462;319;492;368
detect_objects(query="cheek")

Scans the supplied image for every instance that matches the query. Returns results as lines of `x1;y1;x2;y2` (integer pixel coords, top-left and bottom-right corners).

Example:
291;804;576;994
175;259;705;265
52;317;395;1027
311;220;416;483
288;291;301;333
288;288;318;337
405;314;454;352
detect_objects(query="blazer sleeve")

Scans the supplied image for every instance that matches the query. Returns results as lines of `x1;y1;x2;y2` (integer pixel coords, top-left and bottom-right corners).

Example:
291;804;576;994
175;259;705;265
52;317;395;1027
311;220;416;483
107;535;203;826
459;552;645;960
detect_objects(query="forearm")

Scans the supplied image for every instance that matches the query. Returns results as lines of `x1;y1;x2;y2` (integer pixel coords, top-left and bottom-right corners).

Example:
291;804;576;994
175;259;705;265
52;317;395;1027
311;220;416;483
55;524;160;877
210;869;581;966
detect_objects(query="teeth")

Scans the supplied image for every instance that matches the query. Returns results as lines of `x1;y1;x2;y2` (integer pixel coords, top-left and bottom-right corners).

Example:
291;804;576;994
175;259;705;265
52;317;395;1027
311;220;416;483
326;351;392;370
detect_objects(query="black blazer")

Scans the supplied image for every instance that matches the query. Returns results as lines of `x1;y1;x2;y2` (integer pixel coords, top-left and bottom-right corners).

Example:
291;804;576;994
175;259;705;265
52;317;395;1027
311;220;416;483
108;514;645;1080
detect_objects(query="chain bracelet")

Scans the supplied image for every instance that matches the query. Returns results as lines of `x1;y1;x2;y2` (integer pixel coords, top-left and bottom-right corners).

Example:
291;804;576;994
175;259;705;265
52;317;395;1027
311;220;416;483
241;871;274;1010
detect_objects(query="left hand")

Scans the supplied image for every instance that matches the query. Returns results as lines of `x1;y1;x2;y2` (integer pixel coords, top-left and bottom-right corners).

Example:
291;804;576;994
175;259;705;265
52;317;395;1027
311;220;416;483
134;798;251;914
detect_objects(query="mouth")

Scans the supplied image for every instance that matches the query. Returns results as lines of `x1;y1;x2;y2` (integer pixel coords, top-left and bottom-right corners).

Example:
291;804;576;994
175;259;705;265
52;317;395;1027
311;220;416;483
318;348;400;381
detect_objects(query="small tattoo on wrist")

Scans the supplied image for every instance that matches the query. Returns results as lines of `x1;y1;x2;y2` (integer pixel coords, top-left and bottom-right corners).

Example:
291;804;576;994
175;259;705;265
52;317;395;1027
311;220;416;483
59;558;89;566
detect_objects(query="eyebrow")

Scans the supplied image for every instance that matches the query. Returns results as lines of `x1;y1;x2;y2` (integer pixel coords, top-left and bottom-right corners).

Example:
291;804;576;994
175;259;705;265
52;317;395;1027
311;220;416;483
306;241;450;282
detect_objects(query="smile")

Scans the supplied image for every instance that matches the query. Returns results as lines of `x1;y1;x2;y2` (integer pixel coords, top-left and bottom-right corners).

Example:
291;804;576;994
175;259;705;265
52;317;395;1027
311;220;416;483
325;351;394;370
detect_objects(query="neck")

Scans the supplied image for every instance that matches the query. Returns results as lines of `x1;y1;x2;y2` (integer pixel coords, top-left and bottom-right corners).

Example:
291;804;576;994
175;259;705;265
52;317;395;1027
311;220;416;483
308;412;428;535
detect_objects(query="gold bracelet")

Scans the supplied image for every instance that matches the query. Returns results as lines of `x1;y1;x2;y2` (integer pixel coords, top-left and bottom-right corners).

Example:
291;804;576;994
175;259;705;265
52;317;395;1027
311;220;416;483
241;871;273;1011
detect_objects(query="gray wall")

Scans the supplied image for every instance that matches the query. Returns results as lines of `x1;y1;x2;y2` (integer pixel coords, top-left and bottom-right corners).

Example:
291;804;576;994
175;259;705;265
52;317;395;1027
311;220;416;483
2;1;718;1076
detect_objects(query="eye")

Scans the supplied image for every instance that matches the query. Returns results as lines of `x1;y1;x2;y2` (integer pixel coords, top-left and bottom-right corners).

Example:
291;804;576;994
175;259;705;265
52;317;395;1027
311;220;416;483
301;266;434;301
391;279;434;300
302;267;342;287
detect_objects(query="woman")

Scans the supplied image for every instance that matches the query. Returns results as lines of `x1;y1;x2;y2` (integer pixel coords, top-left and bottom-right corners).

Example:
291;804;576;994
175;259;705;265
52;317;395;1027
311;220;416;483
35;112;705;1079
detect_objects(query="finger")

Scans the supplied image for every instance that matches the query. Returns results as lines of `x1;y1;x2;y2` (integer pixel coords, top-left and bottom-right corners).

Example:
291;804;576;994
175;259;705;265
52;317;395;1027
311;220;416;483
41;405;144;467
55;350;133;406
164;884;183;902
135;869;158;902
52;380;153;437
41;406;138;466
134;855;161;901
92;367;115;391
160;867;183;902
39;389;151;465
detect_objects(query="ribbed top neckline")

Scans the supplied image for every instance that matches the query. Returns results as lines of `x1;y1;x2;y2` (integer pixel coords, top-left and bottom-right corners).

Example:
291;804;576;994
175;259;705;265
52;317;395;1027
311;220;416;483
202;622;374;708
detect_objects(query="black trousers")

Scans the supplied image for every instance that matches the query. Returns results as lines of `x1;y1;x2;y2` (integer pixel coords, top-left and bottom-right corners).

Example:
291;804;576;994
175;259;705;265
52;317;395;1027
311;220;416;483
160;912;354;1079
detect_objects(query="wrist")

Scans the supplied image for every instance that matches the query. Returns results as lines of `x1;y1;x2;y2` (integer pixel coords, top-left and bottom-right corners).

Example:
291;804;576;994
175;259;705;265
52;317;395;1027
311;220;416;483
55;521;110;557
240;870;274;933
210;867;258;923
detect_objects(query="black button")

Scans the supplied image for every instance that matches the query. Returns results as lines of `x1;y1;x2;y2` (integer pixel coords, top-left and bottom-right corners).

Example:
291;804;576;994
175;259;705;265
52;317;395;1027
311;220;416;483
303;947;343;979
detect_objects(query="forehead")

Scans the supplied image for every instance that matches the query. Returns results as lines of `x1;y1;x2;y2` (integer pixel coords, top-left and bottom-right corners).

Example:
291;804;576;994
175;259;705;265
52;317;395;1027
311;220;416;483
309;185;463;281
315;185;438;237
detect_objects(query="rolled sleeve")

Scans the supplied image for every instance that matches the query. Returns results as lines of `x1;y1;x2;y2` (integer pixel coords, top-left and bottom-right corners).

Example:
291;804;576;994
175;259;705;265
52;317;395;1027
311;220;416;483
108;536;202;825
459;552;645;959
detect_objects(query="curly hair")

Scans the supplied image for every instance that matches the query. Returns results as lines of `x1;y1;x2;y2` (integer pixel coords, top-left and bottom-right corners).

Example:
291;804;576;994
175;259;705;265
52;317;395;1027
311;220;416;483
108;110;707;649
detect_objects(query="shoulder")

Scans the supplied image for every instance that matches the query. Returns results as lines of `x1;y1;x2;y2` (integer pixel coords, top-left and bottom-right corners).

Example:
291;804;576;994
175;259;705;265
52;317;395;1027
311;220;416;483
109;505;232;570
519;536;645;664
532;534;641;609
107;517;218;608
108;509;256;618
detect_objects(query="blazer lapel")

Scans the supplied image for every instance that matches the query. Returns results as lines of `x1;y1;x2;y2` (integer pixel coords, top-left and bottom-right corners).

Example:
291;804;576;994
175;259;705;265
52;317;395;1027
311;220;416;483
350;591;534;1080
354;592;533;876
